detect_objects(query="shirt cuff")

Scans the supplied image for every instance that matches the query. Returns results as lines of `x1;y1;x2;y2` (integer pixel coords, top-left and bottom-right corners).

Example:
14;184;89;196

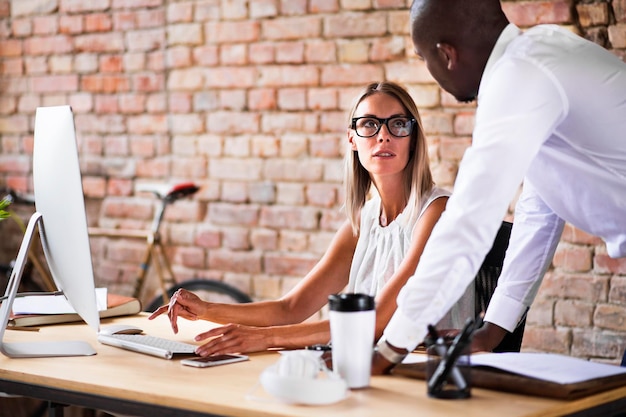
382;309;426;352
483;291;526;332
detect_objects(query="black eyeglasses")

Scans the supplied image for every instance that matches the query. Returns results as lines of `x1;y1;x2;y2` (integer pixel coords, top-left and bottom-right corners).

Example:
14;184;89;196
350;116;416;138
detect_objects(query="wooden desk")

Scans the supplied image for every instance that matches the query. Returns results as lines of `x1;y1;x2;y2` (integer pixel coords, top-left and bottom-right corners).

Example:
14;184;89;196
1;314;625;417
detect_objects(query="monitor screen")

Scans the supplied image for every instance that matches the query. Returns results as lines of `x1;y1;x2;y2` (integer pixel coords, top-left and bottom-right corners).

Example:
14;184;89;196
0;105;99;357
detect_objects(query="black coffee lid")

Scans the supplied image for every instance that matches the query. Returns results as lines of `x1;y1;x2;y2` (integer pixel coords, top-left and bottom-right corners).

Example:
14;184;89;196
328;293;375;311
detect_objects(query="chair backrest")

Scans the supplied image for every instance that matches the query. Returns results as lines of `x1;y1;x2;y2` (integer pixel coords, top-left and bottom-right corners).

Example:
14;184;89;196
474;221;526;352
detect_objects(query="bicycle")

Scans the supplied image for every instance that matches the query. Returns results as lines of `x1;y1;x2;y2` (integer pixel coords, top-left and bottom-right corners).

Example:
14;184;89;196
1;183;252;313
88;182;252;312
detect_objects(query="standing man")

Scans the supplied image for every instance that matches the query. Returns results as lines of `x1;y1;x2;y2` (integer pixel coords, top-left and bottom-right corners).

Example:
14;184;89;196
372;0;626;373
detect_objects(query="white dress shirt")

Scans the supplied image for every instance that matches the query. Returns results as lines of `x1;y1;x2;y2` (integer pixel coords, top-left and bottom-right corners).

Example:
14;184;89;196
383;24;626;351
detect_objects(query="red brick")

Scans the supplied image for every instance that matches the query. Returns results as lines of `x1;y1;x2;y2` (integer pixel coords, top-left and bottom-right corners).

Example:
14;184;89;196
59;15;83;34
30;75;79;93
206;112;260;135
453;112;475;135
554;299;594;327
608;24;626;48
24;56;47;74
264;252;318;276
126;29;165;52
195;225;221;249
220;44;248;65
208;202;259;227
440;136;471;161
0;154;30;172
304;39;336;63
571;328;624;361
248;88;277;111
106;178;133;196
309;0;339;13
85;13;113;32
258;65;320;87
167;2;193;23
576;3;609;27
12;0;56;17
75;33;125;53
81;75;130;93
385;60;435;84
136;9;165;28
521;326;571;354
205;21;261;44
615;0;626;23
32;16;58;35
275;41;304;64
61;0;110;13
250;228;278;251
94;95;119;113
205;67;257;88
553;243;593;272
111;0;162;9
135;157;170;178
222;226;251;250
82;176;107;198
259;206;319;230
370;36;406;61
11;18;32;37
209;249;262;274
324;13;387;38
24;35;72;55
502;0;572;26
262;16;322;40
127;114;168;134
320;64;382;86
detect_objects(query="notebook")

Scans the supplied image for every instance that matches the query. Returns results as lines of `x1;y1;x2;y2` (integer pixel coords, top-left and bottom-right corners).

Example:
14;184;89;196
98;333;198;360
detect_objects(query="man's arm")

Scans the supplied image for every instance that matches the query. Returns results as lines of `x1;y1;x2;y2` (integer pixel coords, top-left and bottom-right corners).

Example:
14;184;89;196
380;57;567;354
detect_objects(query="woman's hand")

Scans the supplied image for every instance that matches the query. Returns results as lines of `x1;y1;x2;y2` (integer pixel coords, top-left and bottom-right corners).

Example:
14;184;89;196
148;289;206;333
193;323;272;356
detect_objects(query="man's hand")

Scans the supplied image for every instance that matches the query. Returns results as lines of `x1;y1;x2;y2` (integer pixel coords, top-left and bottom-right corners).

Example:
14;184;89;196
371;350;397;375
471;321;507;352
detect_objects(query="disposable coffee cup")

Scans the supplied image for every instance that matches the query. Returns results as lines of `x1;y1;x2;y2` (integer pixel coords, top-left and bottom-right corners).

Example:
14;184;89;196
328;293;375;389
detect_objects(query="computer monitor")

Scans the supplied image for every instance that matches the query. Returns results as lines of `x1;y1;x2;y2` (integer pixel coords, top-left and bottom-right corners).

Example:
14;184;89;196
0;105;100;357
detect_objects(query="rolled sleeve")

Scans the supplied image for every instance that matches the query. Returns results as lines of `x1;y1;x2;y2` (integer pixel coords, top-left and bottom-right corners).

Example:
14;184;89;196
483;291;527;332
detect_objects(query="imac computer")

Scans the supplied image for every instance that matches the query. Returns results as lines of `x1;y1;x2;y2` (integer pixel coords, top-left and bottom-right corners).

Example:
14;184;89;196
0;105;100;357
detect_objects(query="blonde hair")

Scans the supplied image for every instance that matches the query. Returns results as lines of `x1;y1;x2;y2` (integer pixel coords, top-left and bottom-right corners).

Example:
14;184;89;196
344;81;434;234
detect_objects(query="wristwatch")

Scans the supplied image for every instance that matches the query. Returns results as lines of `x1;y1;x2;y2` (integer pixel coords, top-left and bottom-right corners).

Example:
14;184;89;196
375;337;408;364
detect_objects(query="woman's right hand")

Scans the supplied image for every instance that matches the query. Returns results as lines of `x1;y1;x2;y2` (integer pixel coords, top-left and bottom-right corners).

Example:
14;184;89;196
148;289;206;333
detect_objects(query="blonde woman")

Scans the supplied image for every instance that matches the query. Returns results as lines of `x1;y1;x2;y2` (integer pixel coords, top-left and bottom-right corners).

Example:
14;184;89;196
150;81;471;356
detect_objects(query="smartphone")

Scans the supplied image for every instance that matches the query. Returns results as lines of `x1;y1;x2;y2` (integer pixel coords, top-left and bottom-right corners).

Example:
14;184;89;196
181;354;249;368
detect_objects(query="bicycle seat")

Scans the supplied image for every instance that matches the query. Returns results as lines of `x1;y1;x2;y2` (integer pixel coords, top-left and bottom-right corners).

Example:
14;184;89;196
135;182;199;201
165;182;200;202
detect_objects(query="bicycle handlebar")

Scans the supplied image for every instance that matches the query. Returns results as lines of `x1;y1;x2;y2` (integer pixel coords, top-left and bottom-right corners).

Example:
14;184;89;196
1;188;35;206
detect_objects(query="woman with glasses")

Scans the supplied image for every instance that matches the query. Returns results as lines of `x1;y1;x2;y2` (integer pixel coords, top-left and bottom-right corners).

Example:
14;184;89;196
150;81;472;356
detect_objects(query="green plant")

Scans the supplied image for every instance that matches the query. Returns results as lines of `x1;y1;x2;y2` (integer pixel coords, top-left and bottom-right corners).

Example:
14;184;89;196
0;196;10;221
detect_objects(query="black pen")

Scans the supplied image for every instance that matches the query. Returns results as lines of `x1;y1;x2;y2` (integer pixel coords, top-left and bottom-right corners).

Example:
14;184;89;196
428;318;474;392
427;324;466;390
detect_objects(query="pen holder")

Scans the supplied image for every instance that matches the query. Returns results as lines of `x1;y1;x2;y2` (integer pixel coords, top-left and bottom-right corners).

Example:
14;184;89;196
426;341;471;399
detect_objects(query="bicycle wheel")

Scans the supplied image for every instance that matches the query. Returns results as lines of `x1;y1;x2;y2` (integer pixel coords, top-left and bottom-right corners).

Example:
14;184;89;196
145;278;252;312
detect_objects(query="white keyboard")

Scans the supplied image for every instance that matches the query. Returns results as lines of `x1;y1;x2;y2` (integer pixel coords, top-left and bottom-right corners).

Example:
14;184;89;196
98;333;197;359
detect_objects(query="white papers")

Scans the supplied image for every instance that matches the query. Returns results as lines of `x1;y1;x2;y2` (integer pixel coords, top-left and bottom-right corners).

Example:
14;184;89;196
471;352;626;384
12;288;108;314
402;353;429;364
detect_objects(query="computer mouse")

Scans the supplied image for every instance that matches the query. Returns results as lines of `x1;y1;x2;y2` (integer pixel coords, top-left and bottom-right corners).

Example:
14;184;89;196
99;324;144;336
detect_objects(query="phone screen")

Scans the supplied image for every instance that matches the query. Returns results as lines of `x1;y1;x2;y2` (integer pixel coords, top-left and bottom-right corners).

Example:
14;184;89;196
181;354;249;368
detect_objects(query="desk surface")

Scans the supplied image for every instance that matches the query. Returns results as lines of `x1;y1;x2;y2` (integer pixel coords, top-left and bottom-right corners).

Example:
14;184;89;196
1;314;625;417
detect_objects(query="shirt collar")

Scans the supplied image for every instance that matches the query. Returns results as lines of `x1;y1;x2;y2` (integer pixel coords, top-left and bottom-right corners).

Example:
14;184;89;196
477;24;522;101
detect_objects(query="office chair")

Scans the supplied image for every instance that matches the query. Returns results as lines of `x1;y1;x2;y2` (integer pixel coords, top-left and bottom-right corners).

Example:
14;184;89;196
474;221;526;352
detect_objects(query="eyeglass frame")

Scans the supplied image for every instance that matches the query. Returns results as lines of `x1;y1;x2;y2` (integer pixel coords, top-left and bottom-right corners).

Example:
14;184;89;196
350;116;417;138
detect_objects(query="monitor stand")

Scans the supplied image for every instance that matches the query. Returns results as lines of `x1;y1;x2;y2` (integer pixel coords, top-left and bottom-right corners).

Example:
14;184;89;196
0;212;96;358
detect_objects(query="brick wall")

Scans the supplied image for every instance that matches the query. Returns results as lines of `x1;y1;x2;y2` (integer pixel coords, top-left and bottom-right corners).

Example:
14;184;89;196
0;0;624;363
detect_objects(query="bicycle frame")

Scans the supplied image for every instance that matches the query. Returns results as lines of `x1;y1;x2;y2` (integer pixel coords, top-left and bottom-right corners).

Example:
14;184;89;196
88;182;199;306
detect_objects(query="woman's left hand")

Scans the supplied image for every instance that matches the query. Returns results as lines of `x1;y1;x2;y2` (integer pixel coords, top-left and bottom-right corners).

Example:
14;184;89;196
193;323;272;356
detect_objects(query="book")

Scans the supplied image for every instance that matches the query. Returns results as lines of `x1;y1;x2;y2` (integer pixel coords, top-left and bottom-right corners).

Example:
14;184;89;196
8;293;142;328
392;352;626;400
